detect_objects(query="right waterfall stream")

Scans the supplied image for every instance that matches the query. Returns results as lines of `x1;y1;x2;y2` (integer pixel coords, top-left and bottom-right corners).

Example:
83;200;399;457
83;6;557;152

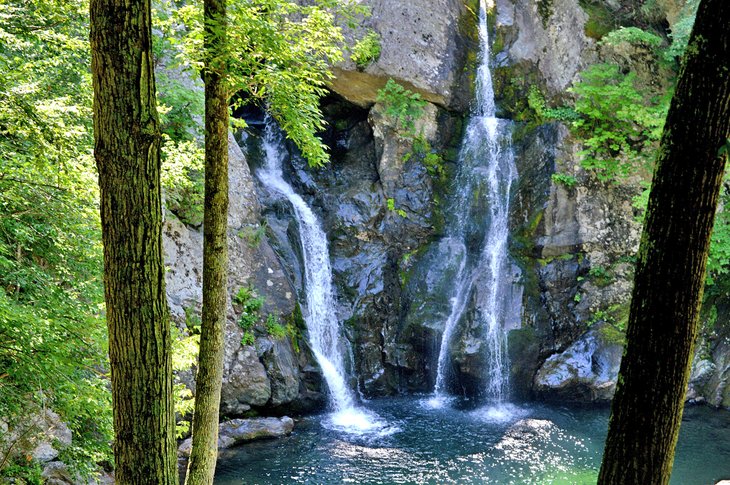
429;0;521;413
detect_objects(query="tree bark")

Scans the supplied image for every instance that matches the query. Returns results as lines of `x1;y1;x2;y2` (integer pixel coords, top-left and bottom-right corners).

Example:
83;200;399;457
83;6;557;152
89;0;177;483
598;1;730;484
184;0;229;483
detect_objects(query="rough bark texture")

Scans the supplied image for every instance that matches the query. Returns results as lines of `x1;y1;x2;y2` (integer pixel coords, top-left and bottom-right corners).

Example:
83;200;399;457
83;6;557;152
598;1;730;483
184;0;229;483
89;0;177;483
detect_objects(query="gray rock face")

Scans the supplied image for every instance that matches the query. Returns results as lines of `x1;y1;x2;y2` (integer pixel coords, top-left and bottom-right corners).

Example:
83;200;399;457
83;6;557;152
508;122;640;401
41;462;74;485
179;416;294;456
242;85;474;396
534;323;623;402
689;326;730;409
1;410;73;467
330;0;477;110
221;346;272;412
506;0;593;93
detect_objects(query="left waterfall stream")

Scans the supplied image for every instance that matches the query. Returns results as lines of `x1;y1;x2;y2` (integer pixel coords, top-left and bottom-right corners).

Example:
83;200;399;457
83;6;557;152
250;116;392;435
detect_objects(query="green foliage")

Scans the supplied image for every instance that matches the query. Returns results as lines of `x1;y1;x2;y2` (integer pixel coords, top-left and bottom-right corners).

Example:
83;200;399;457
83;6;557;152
588;265;613;287
238;222;268;248
0;459;44;484
170;323;199;439
536;0;554;27
569;63;669;182
631;181;652;221
551;172;578;188
599;27;663;49
161;136;205;225
706;175;730;288
587;304;628;335
579;0;617;40
527;86;578;123
376;79;427;133
176;0;364;167
265;314;287;339
234;286;264;346
351;29;381;69
386;198;407;218
664;0;700;62
410;135;446;181
0;0;112;477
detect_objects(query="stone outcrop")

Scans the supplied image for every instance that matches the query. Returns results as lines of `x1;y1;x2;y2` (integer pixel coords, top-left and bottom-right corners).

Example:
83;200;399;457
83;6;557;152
161;0;730;411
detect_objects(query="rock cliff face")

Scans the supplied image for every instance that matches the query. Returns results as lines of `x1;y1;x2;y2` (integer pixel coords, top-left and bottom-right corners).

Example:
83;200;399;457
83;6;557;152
164;0;730;412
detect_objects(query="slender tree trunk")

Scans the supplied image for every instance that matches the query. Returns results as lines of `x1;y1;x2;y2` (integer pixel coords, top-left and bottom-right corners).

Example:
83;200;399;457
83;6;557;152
184;0;229;483
598;1;730;483
89;0;177;483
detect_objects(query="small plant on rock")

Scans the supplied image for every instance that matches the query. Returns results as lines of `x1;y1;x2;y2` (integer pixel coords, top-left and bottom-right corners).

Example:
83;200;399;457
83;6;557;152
376;79;427;133
234;286;264;346
351;30;381;70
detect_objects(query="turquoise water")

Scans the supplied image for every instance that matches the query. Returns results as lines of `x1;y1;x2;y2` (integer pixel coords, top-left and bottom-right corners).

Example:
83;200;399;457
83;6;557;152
214;397;730;484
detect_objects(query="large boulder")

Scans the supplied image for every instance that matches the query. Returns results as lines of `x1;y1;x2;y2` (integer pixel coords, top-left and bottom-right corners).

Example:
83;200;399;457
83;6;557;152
534;323;623;402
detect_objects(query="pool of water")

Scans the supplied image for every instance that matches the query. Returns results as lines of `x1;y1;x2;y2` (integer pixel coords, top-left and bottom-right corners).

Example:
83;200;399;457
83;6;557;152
214;397;730;484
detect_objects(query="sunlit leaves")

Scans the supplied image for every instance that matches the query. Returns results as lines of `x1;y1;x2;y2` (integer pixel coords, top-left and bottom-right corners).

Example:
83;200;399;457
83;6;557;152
0;0;112;476
569;63;670;182
175;0;351;167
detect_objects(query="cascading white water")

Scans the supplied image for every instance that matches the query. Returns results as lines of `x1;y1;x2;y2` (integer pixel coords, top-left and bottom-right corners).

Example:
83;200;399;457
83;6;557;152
430;0;518;409
256;120;385;432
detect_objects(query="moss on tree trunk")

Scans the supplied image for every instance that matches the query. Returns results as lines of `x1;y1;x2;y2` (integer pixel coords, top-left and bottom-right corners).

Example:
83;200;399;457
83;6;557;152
90;0;177;482
184;0;229;483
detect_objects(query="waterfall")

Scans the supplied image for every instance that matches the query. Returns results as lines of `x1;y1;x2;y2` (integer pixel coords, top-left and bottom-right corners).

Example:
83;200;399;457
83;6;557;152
256;119;383;432
430;0;518;407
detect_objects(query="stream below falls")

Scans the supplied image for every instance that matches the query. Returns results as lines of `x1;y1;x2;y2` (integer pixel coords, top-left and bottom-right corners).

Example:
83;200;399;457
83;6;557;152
214;397;730;484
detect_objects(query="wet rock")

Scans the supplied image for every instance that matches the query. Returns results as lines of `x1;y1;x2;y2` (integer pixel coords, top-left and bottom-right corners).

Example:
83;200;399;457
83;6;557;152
692;331;730;409
260;338;301;407
687;359;716;402
179;416;294;456
164;134;323;416
534;322;623;402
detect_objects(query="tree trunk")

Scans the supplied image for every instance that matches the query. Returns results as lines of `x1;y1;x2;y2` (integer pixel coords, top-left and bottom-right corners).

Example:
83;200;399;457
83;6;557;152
184;0;229;483
598;1;730;484
89;0;177;483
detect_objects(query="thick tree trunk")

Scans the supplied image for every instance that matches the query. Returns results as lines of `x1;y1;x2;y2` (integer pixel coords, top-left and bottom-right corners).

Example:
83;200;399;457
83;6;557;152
184;0;229;483
89;0;177;483
598;1;730;484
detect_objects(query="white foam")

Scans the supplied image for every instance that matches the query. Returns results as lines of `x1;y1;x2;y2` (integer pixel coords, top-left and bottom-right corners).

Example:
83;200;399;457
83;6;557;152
324;409;399;437
471;403;527;423
421;394;456;410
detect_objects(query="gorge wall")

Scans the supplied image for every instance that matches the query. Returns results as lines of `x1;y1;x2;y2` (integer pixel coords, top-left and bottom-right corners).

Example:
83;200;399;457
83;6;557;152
164;0;730;418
